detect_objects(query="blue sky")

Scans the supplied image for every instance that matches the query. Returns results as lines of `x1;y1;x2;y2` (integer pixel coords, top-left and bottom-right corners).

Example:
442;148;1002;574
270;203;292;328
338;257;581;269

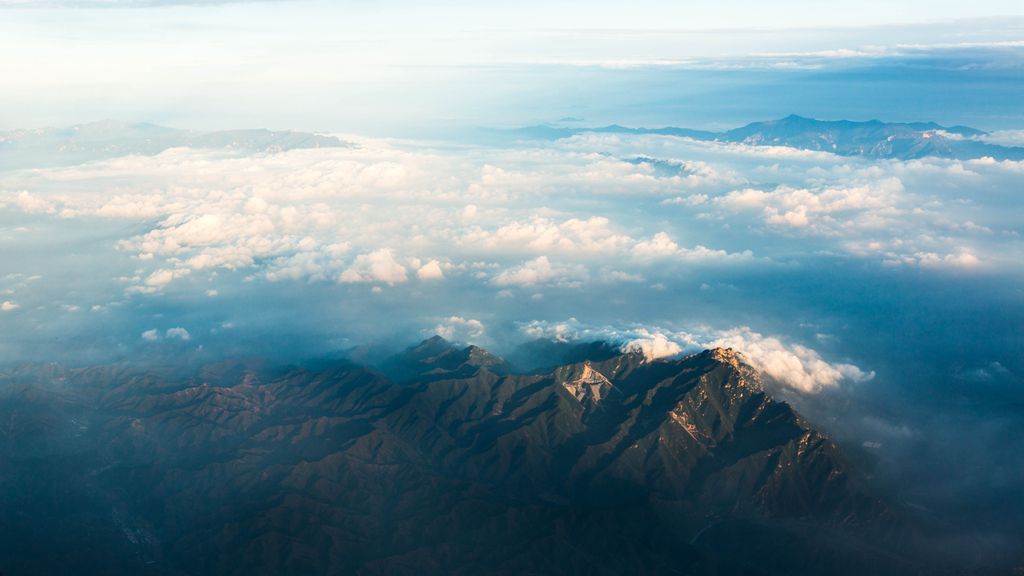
1;1;1022;132
2;0;1023;27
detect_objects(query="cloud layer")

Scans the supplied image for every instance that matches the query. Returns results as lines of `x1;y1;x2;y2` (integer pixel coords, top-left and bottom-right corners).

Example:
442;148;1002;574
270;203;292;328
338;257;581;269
0;127;1020;398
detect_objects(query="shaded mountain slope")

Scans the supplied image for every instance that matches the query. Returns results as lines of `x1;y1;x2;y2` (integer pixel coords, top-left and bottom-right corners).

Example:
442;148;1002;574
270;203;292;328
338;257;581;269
0;340;930;575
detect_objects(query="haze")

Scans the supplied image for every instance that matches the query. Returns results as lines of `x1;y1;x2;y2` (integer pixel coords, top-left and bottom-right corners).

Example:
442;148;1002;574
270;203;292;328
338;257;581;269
1;1;1023;573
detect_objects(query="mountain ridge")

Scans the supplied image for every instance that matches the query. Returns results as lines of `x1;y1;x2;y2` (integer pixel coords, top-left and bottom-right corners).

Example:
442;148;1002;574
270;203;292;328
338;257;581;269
498;114;1024;161
0;120;351;170
0;339;935;575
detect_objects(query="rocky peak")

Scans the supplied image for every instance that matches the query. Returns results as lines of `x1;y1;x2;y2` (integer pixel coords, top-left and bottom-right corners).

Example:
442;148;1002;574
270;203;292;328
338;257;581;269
379;337;510;381
558;361;617;407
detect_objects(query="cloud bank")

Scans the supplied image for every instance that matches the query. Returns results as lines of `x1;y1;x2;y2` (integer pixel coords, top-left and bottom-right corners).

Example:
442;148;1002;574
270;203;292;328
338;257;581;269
518;319;872;394
0;126;1018;402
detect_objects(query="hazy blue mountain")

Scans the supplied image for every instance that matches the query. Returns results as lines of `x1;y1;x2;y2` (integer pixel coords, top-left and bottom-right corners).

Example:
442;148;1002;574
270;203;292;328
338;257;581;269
497;115;1024;161
378;335;513;382
0;120;351;170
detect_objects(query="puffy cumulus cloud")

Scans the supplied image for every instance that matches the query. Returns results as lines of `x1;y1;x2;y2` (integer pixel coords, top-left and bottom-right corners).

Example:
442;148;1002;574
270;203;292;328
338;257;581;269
1;127;1016;305
622;331;683;360
461;218;751;267
3;191;56;214
491;256;588;288
460;216;633;256
519;319;703;354
125;268;192;294
696;164;1017;268
338;249;408;285
146;268;189;288
882;249;983;270
521;319;690;361
166;327;191;341
265;242;351;283
632;232;754;263
977;130;1024;147
521;319;578;343
661;193;709;207
632;232;681;258
519;319;872;394
416;259;445;281
1;142;480;291
432;316;486;342
680;244;755;262
5;139;753;295
708;327;874;393
141;327;192;341
0;301;19;311
717;179;905;235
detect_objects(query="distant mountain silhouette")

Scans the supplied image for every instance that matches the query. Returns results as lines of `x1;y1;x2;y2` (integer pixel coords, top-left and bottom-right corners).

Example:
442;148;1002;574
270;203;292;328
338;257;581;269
500;115;1024;161
0;120;350;169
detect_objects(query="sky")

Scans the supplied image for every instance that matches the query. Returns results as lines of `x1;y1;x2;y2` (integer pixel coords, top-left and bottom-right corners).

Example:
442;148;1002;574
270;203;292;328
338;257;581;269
1;1;1023;132
2;0;1024;560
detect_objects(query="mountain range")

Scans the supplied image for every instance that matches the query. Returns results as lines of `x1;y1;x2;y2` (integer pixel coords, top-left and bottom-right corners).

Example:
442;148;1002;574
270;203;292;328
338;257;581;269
0;337;948;575
2;115;1020;172
499;114;1024;161
0;120;350;169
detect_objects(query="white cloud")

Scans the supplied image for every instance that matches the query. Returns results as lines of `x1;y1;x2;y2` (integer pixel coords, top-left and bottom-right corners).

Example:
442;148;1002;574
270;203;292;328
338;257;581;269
265;242;350;283
491;256;588;288
432;316;486;342
883;249;982;270
717;179;905;235
145;268;189;288
708;327;874;393
461;216;633;256
462;217;750;270
0;301;19;311
976;130;1024;147
0;128;1012;308
632;232;754;263
521;319;578;343
662;194;709;206
416;259;445;281
632;232;681;258
165;327;191;341
5;191;56;214
141;329;159;341
519;319;872;394
622;331;683;360
338;249;408;285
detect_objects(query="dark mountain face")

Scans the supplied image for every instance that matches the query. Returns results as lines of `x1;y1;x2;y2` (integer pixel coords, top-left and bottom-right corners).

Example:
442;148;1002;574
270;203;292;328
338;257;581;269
506;338;626;372
0;342;938;575
379;335;512;382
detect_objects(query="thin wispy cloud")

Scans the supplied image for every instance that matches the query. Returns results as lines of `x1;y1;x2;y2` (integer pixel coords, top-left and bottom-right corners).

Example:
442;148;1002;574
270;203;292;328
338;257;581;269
0;0;287;7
